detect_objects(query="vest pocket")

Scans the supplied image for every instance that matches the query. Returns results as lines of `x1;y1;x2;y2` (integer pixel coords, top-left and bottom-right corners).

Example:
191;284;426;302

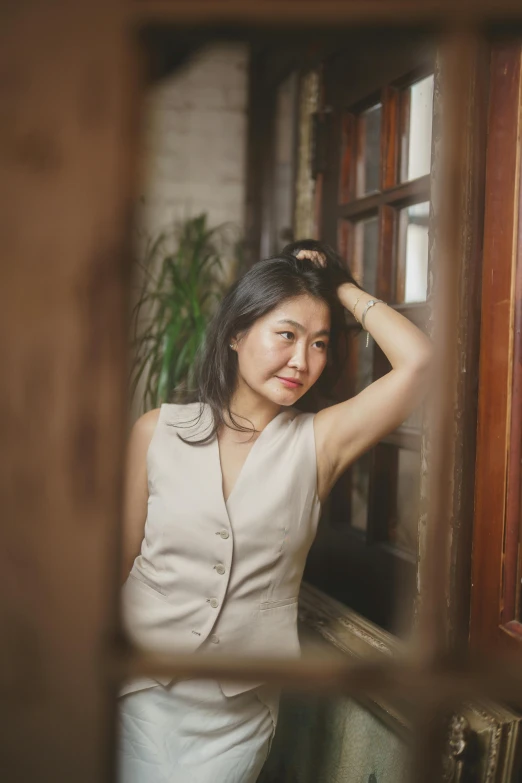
127;572;170;601
259;596;298;610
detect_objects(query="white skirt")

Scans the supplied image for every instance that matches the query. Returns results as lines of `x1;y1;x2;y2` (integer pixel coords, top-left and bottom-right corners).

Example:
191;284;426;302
117;679;278;783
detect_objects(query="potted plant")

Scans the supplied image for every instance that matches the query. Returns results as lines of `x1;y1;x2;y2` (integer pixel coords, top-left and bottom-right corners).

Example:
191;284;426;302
131;213;239;412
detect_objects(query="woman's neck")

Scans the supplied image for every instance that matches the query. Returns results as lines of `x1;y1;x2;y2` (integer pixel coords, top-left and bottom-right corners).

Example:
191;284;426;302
225;381;281;436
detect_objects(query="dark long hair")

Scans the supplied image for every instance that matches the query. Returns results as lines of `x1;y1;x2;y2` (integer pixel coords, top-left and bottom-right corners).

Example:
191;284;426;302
281;238;360;290
177;241;359;443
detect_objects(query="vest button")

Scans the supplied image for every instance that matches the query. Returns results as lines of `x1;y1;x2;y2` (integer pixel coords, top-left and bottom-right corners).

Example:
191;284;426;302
209;598;219;608
210;634;220;644
219;530;229;539
215;564;226;575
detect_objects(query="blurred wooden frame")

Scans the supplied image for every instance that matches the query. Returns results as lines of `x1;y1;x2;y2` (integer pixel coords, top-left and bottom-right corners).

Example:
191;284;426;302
3;2;522;783
129;0;522;25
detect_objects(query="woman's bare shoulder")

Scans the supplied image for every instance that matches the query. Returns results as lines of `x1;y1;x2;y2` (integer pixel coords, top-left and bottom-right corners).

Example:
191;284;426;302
129;408;161;448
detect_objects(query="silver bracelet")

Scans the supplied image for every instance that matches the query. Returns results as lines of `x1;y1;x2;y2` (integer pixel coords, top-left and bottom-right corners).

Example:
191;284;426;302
360;299;385;346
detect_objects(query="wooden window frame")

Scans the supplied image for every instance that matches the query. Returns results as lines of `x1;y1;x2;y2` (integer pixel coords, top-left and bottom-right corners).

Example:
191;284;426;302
470;43;522;655
305;44;434;632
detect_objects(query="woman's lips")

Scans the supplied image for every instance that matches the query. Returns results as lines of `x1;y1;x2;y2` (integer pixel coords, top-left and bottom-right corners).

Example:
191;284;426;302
276;376;302;389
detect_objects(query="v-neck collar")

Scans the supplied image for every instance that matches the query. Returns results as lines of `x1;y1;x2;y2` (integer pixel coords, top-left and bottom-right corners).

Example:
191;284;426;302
213;406;290;508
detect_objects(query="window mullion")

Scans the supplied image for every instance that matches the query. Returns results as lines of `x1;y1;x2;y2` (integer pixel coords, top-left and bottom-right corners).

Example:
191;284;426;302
381;85;400;190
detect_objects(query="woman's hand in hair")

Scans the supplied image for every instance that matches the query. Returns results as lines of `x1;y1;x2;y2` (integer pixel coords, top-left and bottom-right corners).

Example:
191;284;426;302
283;239;360;290
295;249;327;268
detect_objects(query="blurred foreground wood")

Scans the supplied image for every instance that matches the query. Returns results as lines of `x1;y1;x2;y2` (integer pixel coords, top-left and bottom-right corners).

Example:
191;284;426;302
0;2;134;782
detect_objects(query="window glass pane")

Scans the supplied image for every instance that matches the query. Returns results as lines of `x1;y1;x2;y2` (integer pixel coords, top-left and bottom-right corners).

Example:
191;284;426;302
393;448;421;552
356;103;382;196
353;215;379;292
400;74;434;182
272;72;298;252
397;202;429;303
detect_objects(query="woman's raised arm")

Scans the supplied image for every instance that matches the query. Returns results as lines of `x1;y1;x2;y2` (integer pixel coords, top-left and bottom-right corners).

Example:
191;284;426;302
314;283;433;502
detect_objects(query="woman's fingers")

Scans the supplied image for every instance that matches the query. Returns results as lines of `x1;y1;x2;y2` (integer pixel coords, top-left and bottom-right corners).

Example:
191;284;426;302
295;249;327;267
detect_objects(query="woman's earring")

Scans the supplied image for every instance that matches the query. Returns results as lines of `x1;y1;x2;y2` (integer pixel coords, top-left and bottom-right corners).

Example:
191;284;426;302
229;343;235;350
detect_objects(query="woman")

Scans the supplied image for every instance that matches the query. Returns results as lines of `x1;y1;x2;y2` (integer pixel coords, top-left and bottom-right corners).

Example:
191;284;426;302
118;240;432;783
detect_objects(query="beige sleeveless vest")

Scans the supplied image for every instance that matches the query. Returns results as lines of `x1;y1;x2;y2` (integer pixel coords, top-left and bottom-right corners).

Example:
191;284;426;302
120;402;321;698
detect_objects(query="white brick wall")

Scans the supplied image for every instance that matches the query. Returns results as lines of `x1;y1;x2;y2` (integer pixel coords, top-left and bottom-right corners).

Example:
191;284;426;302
130;44;249;421
138;43;249;237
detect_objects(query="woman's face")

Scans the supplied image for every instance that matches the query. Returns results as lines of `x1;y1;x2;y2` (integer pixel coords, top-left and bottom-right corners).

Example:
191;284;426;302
232;294;331;406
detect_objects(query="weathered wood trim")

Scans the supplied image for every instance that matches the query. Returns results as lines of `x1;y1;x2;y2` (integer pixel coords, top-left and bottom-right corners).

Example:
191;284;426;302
470;44;522;653
416;37;490;652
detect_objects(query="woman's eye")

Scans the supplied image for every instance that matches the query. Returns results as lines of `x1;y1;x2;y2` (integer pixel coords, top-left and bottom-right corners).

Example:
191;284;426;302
278;331;294;340
314;340;327;350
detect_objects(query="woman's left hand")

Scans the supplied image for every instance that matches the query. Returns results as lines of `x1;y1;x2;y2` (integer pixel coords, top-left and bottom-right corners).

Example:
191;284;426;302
295;249;327;268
